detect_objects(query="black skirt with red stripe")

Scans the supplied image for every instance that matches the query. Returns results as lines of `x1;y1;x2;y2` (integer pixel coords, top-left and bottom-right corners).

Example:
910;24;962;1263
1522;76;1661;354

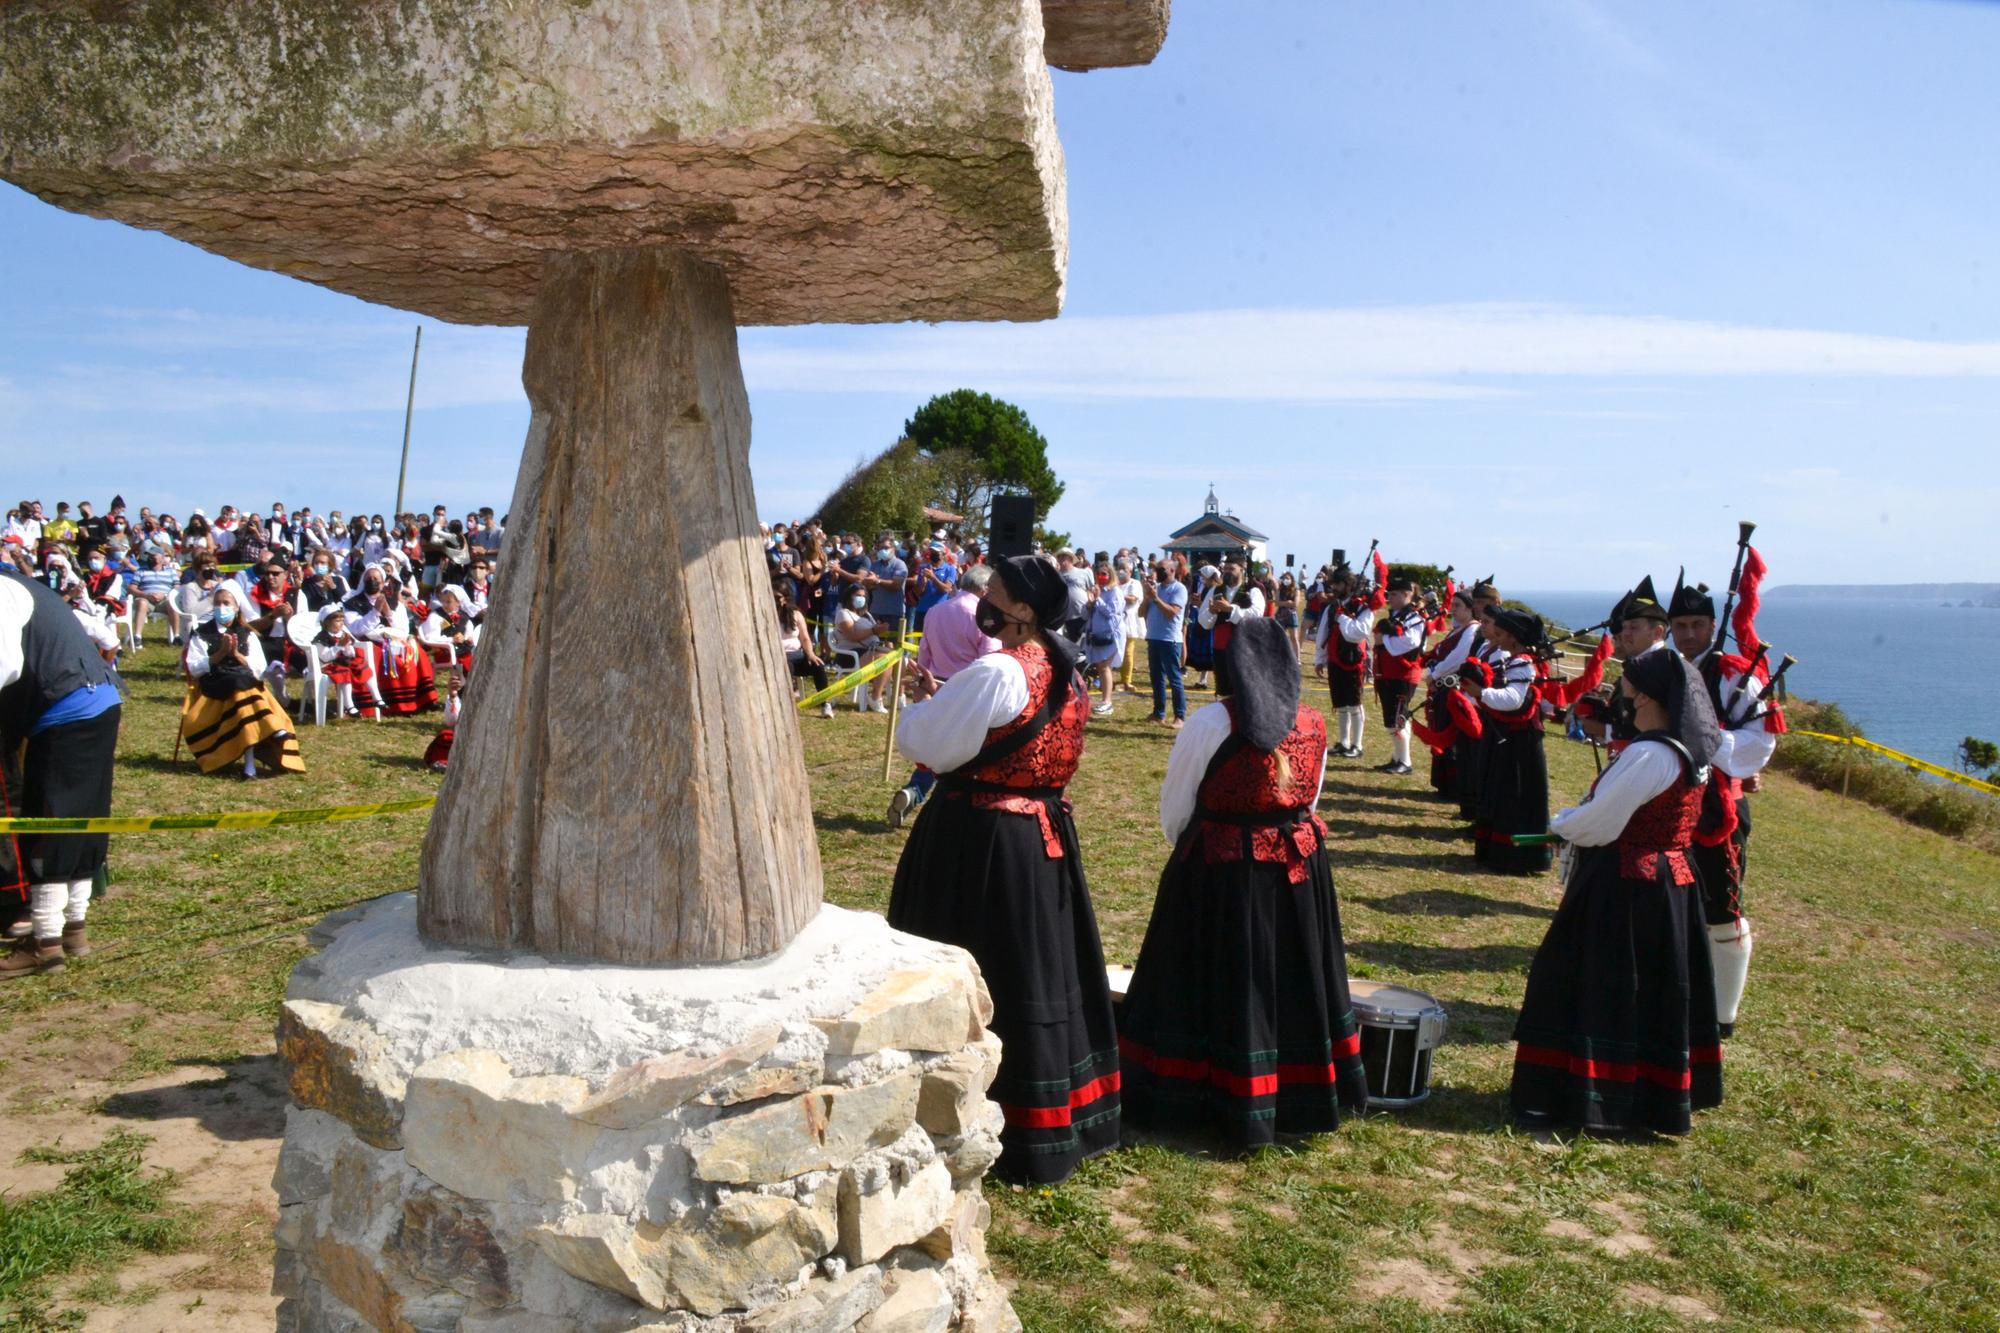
887;788;1120;1185
1473;723;1552;874
1511;845;1724;1135
1117;830;1370;1150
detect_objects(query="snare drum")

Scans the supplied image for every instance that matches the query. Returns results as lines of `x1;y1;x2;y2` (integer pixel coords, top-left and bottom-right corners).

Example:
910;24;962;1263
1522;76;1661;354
1348;980;1448;1109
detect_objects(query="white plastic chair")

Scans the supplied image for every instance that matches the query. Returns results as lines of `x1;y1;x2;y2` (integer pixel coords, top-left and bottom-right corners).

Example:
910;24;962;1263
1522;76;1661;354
114;598;138;653
286;608;329;726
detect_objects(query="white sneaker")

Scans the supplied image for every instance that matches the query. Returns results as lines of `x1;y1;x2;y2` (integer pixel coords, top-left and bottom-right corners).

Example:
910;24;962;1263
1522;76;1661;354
1091;702;1115;716
872;700;891;714
819;701;834;718
886;786;917;829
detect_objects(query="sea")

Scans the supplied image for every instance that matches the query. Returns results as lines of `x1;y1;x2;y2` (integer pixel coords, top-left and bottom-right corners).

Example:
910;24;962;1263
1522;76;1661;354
1514;590;2000;774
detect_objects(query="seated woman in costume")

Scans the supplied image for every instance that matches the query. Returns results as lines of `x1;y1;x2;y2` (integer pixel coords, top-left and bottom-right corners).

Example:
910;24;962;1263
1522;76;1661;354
1510;648;1724;1137
349;580;437;715
416;583;478;672
312;604;380;719
1119;615;1369;1149
832;587;890;713
887;554;1119;1185
181;583;304;779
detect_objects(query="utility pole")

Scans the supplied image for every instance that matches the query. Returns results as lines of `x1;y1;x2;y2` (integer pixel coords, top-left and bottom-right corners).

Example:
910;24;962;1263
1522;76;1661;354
393;325;422;516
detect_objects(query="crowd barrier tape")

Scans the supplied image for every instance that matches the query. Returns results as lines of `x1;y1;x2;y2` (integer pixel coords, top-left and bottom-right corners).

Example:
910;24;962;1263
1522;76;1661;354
1789;731;2000;797
795;644;915;711
0;796;437;835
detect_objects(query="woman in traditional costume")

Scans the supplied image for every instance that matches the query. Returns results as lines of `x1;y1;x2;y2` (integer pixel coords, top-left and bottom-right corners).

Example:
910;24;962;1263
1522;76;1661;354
887;554;1119;1184
1511;648;1724;1135
1118;616;1369;1149
181;584;304;778
352;580;437;715
1472;608;1552;873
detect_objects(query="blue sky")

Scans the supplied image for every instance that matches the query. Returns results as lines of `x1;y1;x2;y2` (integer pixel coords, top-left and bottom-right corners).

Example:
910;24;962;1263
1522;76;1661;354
4;0;1998;589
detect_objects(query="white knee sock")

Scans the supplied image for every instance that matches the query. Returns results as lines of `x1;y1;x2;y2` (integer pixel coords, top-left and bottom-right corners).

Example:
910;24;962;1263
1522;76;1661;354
66;879;90;926
1393;723;1412;767
29;883;65;940
337;683;353;713
1349;706;1366;751
245;748;260;777
1708;917;1754;1025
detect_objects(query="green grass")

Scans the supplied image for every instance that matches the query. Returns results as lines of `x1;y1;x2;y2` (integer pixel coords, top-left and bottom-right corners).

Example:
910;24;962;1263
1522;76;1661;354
6;639;1999;1330
0;1131;191;1327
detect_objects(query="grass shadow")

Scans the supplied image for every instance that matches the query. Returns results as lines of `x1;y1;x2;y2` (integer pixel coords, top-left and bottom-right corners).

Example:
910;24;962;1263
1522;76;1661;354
1348;939;1536;975
1355;887;1557;921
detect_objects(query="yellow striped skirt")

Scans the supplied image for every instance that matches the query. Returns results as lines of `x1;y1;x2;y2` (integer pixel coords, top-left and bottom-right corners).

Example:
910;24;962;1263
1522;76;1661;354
181;684;306;776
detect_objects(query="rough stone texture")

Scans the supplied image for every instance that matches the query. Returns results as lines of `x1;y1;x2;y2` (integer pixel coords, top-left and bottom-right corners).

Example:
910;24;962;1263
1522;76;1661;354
0;0;1066;326
577;1027;782;1130
276;1000;408;1150
858;1268;954;1333
685;1071;920;1185
402;1049;596;1204
915;1033;1003;1138
417;248;827;964
1043;0;1173;71
275;898;1014;1330
814;969;980;1057
838;1158;954;1267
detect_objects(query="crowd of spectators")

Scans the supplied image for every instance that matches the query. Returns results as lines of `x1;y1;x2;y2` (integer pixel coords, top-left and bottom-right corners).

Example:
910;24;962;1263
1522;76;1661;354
3;495;504;775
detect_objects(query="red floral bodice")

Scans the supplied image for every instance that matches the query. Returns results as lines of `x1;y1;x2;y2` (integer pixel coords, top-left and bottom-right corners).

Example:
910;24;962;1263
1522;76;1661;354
956;639;1089;858
1190;702;1329;884
1618;776;1702;884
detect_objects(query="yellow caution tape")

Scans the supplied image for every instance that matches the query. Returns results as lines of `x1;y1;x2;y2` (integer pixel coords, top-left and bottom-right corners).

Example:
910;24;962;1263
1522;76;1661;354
1790;731;2000;796
0;796;437;835
796;645;915;711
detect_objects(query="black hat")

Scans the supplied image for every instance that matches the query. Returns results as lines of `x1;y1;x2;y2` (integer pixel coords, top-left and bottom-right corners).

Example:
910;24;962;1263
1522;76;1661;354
1668;579;1716;620
1622;575;1669;624
1490;607;1544;649
995;554;1068;628
1217;617;1300;751
1388;574;1417;593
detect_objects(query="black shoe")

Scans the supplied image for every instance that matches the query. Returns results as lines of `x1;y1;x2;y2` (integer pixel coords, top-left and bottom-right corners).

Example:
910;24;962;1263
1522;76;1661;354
1373;760;1400;774
1718;1022;1735;1040
1388;761;1414;776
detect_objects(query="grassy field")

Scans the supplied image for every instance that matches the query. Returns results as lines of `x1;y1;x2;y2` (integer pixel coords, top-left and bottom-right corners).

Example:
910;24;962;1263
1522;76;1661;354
3;639;1998;1330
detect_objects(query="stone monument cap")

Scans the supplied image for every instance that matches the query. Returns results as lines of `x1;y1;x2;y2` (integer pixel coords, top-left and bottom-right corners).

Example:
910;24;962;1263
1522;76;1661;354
0;0;1092;326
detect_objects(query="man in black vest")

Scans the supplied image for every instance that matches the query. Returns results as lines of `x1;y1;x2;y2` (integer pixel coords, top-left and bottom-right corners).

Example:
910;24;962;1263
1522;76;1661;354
0;568;122;978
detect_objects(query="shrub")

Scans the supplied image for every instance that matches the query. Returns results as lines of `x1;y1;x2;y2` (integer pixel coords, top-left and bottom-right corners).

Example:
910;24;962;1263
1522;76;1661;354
1774;699;1999;850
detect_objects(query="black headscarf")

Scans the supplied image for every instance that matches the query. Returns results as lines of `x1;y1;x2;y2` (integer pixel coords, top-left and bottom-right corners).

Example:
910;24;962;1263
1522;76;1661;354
996;555;1068;628
1623;649;1720;771
996;553;1083;677
1216;616;1298;751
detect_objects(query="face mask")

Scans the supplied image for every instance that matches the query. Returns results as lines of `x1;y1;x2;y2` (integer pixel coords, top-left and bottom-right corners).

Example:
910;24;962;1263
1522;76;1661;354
974;601;1016;638
878;547;893;559
314;564;330;575
215;605;237;625
1610;693;1639;741
88;557;105;571
849;597;867;611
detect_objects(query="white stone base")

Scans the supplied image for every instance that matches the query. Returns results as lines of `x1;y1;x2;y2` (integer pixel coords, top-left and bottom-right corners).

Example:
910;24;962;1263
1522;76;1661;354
274;896;1020;1333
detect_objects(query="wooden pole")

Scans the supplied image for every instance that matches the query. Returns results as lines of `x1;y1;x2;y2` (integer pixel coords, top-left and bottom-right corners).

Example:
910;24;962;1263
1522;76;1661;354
393;326;422;517
883;616;909;781
418;248;821;964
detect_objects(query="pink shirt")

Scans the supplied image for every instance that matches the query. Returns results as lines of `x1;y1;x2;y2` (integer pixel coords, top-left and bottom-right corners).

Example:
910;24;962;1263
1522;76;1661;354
917;590;998;680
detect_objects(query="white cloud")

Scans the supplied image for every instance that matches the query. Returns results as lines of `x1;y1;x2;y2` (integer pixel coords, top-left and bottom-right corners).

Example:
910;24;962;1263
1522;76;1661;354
9;303;2000;420
740;304;2000;402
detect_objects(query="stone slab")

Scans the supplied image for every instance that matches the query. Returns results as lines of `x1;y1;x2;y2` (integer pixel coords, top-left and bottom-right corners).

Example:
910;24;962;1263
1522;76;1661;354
685;1071;920;1185
0;0;1066;326
1043;0;1173;71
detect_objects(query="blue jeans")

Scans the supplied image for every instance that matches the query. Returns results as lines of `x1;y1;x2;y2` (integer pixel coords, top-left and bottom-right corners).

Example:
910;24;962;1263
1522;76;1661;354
1147;639;1186;720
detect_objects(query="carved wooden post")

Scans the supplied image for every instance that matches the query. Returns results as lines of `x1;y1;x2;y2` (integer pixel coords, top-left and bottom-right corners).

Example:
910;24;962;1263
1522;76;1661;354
417;247;821;963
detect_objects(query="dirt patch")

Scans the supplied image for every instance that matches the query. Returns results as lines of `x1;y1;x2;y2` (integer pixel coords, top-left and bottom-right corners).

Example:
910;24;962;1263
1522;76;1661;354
1623;1282;1719;1323
1543;1217;1595;1242
3;1032;288;1330
1591;1199;1656;1257
1355;1257;1459;1311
